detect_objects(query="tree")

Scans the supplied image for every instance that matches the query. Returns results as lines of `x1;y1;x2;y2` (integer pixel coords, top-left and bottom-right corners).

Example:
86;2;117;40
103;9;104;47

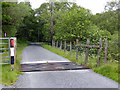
91;0;119;35
104;0;119;11
35;2;92;42
53;3;92;41
2;2;32;37
50;0;68;45
47;0;68;45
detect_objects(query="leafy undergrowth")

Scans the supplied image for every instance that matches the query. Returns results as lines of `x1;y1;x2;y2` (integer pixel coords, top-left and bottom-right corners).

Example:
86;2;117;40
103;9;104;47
0;42;28;86
41;44;119;83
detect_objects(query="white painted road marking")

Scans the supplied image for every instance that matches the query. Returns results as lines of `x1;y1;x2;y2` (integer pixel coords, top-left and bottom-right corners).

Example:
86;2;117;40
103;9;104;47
25;70;90;74
21;60;71;64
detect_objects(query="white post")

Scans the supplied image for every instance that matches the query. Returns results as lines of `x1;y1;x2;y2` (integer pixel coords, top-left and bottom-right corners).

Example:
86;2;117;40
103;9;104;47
10;37;16;70
4;33;6;37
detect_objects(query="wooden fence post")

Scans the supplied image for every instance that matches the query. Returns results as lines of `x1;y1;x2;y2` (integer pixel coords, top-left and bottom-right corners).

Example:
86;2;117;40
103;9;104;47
76;39;79;60
104;40;107;64
60;41;62;50
70;41;72;55
85;38;90;64
53;40;54;47
56;41;58;48
97;38;102;66
64;41;66;53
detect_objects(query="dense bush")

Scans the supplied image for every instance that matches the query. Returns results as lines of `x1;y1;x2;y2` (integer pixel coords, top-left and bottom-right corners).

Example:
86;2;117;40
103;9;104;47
108;31;119;61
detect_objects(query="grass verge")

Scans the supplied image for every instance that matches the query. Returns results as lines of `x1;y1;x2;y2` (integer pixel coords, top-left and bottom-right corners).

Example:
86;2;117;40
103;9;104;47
41;44;119;83
0;42;28;86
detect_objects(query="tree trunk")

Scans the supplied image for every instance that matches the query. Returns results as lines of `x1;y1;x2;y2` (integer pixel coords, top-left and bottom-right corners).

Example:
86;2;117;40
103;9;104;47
64;41;66;53
60;41;62;50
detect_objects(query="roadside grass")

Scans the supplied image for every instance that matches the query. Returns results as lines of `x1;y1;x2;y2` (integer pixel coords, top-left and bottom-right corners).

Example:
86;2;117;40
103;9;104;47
0;42;28;86
93;63;119;83
41;44;119;83
42;45;77;62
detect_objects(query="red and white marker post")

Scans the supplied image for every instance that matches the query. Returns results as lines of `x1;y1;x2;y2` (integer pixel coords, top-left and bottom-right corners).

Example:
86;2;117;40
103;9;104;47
10;37;16;70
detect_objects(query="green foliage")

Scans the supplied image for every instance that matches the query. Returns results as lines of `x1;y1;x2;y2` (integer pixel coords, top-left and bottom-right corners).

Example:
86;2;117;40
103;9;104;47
53;3;92;41
35;2;92;42
105;0;119;12
108;31;119;60
2;0;118;64
90;0;119;61
2;25;17;37
91;1;119;35
2;2;32;37
94;64;118;83
16;12;43;42
35;3;51;42
1;65;23;86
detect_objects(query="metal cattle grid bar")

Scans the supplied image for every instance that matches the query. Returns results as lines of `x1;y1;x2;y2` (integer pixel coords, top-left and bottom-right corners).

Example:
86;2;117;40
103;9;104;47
20;62;89;72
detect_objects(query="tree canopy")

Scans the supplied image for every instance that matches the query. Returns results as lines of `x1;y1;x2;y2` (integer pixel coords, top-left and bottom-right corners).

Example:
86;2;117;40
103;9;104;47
1;1;119;60
2;2;32;37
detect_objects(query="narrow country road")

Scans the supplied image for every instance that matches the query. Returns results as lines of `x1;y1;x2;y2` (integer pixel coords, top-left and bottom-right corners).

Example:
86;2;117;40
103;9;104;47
2;45;119;88
21;45;70;63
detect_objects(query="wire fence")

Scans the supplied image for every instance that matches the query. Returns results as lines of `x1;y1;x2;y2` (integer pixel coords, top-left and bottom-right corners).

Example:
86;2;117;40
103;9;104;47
52;38;119;66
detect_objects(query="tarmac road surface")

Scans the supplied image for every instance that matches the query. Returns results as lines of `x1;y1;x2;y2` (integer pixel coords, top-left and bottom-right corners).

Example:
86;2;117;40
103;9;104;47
1;45;119;88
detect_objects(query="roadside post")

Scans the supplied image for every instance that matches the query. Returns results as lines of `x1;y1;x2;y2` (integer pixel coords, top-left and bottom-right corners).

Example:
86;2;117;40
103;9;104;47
10;37;16;71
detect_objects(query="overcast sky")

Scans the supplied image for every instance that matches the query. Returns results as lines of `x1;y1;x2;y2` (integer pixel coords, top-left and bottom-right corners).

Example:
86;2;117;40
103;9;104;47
19;0;115;14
